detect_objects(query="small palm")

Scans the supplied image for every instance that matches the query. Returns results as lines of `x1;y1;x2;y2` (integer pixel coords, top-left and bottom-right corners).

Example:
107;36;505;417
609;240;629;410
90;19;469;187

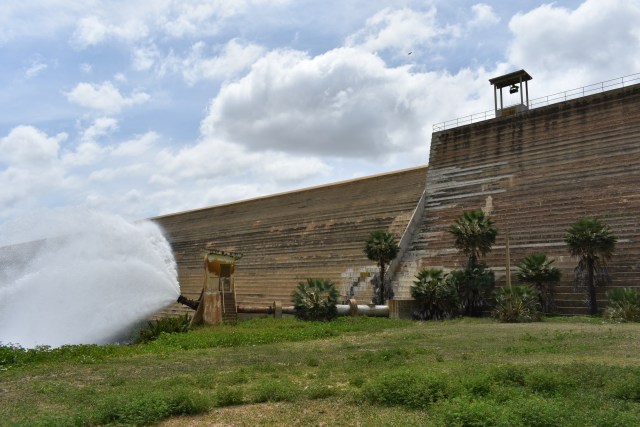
364;230;399;304
449;210;497;268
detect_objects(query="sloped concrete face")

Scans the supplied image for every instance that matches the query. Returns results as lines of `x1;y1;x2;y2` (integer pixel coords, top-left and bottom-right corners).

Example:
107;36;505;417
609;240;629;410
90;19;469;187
394;84;640;314
153;166;427;315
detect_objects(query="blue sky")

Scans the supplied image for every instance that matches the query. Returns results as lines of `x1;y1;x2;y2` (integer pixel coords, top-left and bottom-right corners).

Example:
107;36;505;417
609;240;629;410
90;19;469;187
1;0;639;227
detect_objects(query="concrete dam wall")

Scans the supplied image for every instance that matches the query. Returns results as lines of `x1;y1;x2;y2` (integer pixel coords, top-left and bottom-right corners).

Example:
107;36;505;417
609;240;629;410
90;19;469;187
393;83;640;314
152;166;427;315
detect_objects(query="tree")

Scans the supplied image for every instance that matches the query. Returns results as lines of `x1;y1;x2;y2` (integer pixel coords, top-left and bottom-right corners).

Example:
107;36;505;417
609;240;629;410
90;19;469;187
517;253;561;313
449;210;498;269
292;278;339;321
564;218;617;315
364;230;399;304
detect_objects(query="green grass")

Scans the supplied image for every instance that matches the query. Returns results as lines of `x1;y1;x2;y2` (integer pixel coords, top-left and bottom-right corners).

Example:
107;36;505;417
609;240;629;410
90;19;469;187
1;316;640;426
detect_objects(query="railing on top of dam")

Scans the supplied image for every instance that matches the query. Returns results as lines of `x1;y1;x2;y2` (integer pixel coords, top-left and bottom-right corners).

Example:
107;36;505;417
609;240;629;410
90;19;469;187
432;72;640;132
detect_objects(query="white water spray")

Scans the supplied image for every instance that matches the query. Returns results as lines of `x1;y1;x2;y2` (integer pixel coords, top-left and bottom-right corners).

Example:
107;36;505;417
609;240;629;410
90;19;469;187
0;209;180;348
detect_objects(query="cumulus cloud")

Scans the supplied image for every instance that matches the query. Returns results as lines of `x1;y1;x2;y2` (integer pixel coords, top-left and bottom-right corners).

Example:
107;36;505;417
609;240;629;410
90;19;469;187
168;39;265;85
0;126;66;167
65;81;150;113
199;47;494;161
81;117;119;142
346;7;461;54
507;0;640;91
0;126;71;218
469;3;500;28
132;43;161;71
111;132;158;157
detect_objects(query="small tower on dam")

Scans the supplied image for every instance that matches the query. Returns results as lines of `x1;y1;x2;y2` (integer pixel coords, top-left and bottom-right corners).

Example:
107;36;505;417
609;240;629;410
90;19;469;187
489;69;532;117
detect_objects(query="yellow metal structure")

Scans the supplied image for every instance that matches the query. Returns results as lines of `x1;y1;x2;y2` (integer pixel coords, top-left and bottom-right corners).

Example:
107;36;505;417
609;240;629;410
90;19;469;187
191;250;242;325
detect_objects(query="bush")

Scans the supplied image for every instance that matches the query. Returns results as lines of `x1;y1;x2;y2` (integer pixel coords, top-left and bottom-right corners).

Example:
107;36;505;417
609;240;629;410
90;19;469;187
134;314;192;343
604;288;640;322
410;268;458;320
492;286;541;323
292;278;339;321
449;263;496;317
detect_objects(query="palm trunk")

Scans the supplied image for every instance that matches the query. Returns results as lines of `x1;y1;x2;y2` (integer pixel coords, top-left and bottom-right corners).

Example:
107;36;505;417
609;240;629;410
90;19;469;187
379;262;386;304
469;253;477;270
588;258;597;315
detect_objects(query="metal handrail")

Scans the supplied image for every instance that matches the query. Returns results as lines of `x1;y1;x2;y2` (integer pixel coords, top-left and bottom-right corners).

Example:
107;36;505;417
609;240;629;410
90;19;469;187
433;72;640;132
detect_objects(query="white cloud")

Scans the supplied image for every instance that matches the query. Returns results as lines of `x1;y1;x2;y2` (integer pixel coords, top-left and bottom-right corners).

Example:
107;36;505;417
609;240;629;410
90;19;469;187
158;0;289;38
346;7;461;54
0;126;65;166
65;81;150;113
111;132;158;157
469;4;500;28
0;126;71;218
62;141;106;167
25;60;48;79
200;47;494;161
80;63;92;74
172;39;265;85
81;117;119;142
132;43;161;71
88;164;145;183
0;0;294;44
507;0;640;91
71;16;109;48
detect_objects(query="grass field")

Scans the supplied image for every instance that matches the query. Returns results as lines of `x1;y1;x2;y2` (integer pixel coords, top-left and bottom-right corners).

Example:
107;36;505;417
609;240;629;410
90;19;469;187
2;316;640;426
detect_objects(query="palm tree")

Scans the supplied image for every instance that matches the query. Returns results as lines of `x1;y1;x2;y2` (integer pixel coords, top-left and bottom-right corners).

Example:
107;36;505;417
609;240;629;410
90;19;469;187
564;218;617;315
449;210;498;269
364;230;399;304
517;253;561;313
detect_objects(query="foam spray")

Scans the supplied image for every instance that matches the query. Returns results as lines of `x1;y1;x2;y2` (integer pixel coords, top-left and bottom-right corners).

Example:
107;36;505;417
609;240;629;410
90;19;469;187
0;209;180;348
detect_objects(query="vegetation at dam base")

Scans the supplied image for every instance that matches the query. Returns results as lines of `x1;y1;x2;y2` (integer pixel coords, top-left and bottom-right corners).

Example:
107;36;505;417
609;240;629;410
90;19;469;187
2;316;640;426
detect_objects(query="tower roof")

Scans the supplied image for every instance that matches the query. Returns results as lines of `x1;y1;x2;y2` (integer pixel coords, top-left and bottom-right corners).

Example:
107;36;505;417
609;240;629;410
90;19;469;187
489;69;532;89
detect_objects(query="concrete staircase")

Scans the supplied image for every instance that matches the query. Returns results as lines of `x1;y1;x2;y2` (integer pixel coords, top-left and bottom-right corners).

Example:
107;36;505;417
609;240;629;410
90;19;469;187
222;292;237;322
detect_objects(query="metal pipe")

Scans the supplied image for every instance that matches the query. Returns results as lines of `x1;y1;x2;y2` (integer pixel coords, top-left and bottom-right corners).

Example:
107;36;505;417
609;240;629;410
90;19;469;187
177;294;200;310
237;304;389;317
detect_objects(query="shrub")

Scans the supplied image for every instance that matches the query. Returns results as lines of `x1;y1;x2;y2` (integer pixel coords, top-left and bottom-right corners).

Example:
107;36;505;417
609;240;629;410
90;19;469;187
292;278;339;321
449;262;496;317
492;285;541;323
134;314;192;343
604;288;640;322
410;268;458;320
